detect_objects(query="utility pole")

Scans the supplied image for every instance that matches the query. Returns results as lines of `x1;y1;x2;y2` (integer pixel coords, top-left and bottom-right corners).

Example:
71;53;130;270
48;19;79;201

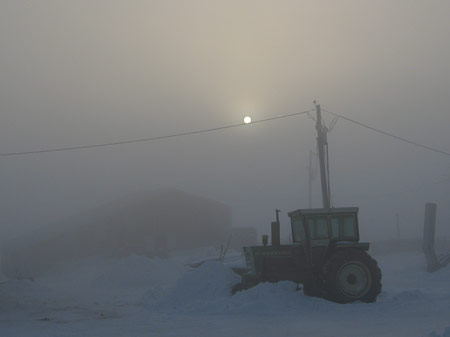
307;150;316;208
314;101;331;209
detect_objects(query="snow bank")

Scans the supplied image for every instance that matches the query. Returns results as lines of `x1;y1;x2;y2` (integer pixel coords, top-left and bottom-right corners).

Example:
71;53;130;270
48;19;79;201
140;252;450;324
391;289;427;302
230;281;332;314
429;327;450;337
140;261;335;315
30;254;186;309
2;250;450;336
140;261;240;313
90;255;182;289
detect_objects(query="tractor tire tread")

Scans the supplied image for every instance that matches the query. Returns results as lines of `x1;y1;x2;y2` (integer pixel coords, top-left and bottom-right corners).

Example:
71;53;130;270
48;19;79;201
322;248;382;303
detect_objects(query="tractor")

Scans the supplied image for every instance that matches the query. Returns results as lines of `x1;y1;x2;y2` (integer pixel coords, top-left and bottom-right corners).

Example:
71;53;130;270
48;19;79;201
232;102;382;303
233;207;382;303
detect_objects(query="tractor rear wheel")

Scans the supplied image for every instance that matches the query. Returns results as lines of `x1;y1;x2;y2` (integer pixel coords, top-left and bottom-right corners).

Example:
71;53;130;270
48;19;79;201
323;249;381;303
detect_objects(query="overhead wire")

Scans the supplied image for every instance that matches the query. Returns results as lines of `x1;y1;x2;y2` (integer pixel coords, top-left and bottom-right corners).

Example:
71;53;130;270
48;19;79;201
2;106;449;158
322;109;450;158
0;109;314;157
337;174;450;202
328;116;339;132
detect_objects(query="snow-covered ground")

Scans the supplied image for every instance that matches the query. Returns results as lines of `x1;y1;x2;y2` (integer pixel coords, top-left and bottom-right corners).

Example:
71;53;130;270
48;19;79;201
1;249;449;337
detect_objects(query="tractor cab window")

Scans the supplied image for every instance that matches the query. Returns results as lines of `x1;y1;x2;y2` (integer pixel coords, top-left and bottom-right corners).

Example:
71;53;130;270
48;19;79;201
291;218;306;243
330;215;357;240
307;216;328;240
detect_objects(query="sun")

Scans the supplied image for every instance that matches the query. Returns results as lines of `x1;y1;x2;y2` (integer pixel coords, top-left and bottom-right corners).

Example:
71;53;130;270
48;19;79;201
243;116;252;124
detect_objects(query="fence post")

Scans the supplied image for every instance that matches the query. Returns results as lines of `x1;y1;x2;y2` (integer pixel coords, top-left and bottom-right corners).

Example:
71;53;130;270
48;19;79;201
423;203;440;272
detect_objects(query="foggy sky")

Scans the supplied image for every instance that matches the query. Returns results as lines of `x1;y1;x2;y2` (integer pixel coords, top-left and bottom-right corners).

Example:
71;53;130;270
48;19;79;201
1;0;450;243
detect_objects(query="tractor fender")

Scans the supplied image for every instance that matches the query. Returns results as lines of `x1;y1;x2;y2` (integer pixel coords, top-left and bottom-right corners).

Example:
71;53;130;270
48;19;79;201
321;242;370;269
334;242;370;251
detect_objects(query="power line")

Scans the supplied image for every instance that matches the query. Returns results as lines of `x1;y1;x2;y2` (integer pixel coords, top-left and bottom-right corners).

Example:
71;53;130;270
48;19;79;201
322;109;450;158
3;107;449;158
337;174;450;202
0;109;313;157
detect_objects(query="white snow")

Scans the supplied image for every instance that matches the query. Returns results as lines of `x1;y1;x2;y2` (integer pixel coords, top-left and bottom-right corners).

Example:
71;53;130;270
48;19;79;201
1;249;449;337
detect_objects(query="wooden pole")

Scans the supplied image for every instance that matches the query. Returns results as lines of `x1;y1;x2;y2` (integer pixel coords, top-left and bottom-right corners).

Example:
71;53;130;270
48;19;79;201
423;203;440;272
308;150;313;208
314;102;330;209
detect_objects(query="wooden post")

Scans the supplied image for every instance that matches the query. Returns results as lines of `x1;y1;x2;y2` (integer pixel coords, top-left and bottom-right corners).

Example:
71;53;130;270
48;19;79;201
423;203;440;272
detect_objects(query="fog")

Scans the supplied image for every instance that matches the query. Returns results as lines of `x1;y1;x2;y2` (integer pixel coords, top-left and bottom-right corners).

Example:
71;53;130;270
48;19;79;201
1;0;450;248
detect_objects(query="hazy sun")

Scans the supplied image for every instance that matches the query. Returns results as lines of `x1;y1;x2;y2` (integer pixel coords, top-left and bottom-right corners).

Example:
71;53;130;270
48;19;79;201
243;116;252;124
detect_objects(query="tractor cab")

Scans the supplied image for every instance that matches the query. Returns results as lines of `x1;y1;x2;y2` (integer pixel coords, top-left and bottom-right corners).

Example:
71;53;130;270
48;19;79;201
288;207;360;244
288;207;369;269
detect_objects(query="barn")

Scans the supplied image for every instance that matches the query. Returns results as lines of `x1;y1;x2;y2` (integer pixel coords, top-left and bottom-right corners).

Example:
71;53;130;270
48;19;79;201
1;190;235;278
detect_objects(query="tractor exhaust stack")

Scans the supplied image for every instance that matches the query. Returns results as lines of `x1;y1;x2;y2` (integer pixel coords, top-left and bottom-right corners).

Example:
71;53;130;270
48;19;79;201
271;209;281;246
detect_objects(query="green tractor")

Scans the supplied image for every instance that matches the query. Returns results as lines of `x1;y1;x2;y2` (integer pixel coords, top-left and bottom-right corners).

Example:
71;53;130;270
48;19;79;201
232;102;382;303
233;207;382;303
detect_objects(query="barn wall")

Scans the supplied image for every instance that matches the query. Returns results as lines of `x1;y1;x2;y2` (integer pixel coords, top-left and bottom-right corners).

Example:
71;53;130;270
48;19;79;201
1;190;231;278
